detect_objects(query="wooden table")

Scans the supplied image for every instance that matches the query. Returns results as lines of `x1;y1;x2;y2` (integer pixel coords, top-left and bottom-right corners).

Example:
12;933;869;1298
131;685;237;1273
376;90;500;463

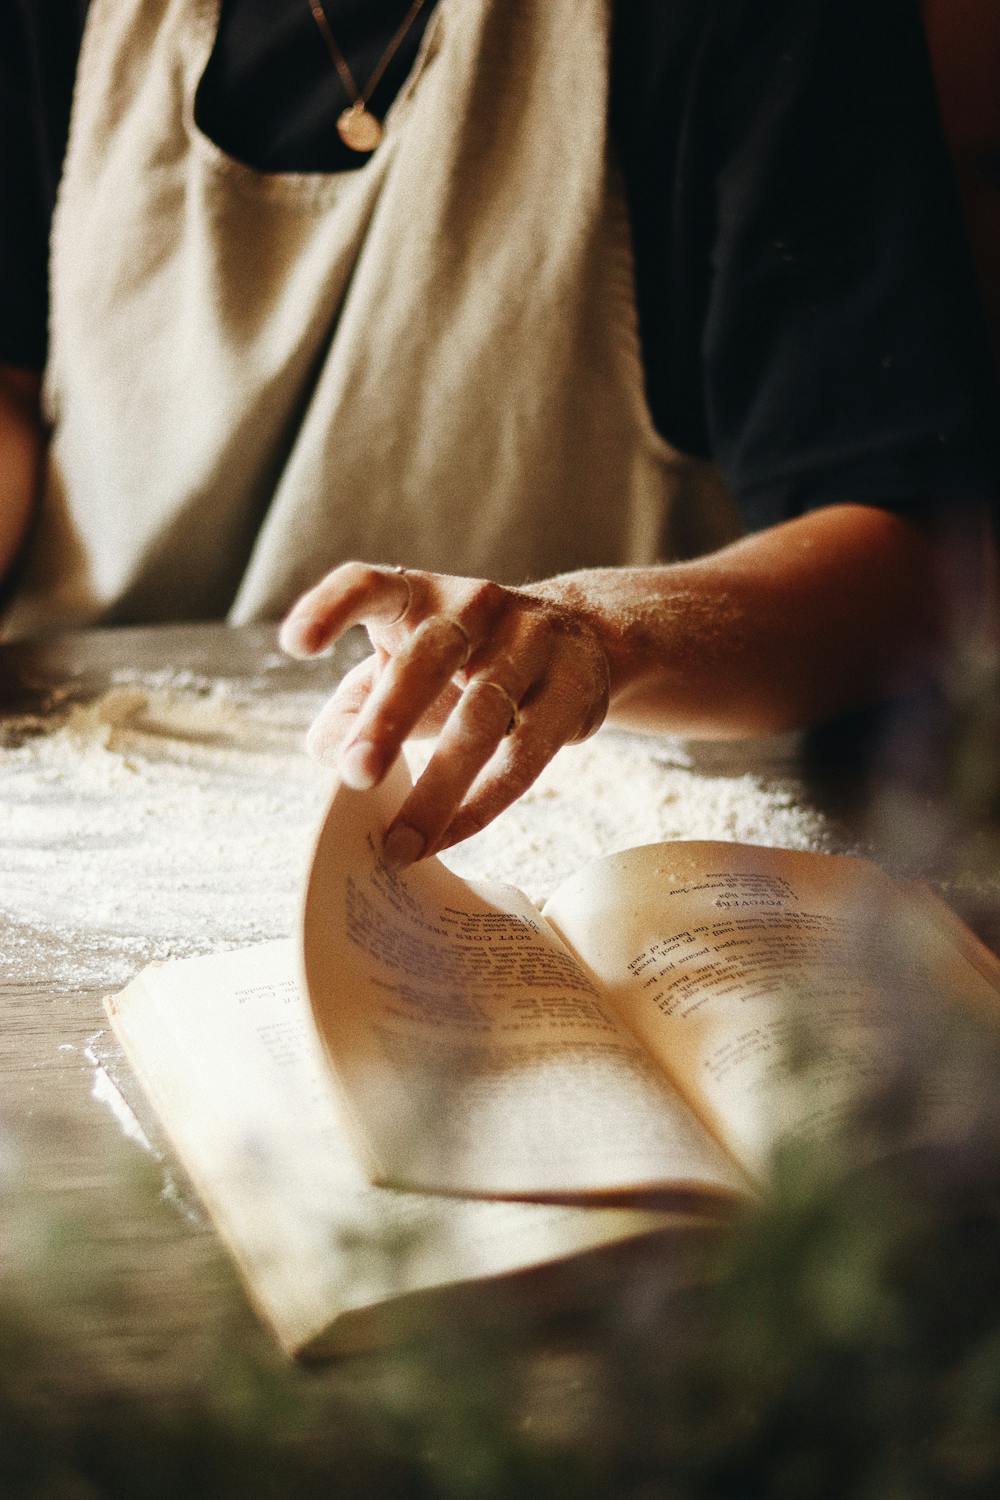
2;624;996;1423
0;624;366;1400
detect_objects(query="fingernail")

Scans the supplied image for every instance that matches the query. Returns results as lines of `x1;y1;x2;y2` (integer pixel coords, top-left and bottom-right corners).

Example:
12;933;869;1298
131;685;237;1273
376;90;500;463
382;823;425;868
340;739;381;789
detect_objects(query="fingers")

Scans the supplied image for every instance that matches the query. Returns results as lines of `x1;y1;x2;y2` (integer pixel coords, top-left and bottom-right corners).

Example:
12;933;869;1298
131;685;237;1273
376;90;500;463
384;639;609;865
282;562;612;860
434;704;572;853
304;651;382;764
381;672;537;865
337;614;484;790
283;565;511;783
279;562;415;657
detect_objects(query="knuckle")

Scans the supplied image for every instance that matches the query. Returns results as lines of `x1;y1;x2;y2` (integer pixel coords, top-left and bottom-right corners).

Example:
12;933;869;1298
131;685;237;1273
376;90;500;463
412;614;470;664
461;682;511;735
337;559;377;590
411;615;451;652
516;614;559;660
411;616;438;643
468;578;508;616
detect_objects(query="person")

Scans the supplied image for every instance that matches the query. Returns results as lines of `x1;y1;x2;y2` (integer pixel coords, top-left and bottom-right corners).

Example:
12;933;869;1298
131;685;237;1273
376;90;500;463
2;0;997;865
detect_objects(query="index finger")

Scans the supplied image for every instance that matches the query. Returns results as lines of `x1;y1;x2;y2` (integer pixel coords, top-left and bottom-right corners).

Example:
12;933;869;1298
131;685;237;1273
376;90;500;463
279;562;412;657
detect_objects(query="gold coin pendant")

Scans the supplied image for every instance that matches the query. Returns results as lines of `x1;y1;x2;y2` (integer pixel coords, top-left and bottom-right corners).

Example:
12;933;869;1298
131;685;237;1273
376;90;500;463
337;105;383;153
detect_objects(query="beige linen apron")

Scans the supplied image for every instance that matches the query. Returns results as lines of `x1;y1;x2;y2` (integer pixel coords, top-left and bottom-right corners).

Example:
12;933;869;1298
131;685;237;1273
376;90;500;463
8;0;738;636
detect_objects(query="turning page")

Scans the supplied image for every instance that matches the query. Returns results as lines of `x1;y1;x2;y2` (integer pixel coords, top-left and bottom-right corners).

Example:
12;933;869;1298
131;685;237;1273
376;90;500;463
300;763;745;1201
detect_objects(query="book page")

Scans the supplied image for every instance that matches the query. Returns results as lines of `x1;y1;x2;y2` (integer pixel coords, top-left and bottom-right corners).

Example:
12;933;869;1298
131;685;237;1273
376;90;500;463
542;841;1000;1179
106;941;687;1358
300;762;745;1201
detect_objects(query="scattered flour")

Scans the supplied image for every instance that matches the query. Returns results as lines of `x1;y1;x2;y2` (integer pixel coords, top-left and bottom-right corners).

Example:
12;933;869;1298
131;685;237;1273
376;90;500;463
85;1049;154;1154
0;673;831;996
0;676;334;990
433;737;832;906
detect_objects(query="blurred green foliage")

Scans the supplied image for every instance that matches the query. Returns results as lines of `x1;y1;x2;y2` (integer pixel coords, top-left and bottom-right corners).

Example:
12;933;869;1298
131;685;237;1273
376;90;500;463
3;999;1000;1499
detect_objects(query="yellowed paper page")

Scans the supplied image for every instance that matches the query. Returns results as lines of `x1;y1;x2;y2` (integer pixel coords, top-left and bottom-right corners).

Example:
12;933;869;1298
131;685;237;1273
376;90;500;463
106;941;684;1357
901;881;1000;998
542;841;1000;1179
300;763;745;1201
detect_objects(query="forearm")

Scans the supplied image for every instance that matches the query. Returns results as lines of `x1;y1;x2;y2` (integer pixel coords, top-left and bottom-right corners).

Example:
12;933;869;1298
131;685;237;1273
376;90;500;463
535;504;952;738
0;366;44;583
281;502;973;861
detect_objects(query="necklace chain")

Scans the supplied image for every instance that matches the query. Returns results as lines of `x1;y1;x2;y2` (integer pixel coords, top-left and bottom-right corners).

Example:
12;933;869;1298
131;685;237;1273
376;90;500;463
308;0;427;110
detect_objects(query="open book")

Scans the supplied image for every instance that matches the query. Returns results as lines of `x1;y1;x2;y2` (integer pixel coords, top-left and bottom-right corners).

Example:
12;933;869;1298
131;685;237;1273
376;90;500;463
107;758;1000;1357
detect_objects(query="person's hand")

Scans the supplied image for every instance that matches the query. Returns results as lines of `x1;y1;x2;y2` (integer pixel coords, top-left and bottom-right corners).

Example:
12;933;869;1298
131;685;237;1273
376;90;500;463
279;562;611;864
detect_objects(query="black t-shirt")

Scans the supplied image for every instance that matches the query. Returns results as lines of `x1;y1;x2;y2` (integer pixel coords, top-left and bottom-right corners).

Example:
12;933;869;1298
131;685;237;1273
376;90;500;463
2;0;996;532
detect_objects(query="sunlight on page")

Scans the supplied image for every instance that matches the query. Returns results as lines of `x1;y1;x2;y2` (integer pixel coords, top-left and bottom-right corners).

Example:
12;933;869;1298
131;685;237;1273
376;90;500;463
301;761;747;1200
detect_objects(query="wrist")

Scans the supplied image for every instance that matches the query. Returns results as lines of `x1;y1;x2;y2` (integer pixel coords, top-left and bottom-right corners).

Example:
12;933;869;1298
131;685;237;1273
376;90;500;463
527;567;667;721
